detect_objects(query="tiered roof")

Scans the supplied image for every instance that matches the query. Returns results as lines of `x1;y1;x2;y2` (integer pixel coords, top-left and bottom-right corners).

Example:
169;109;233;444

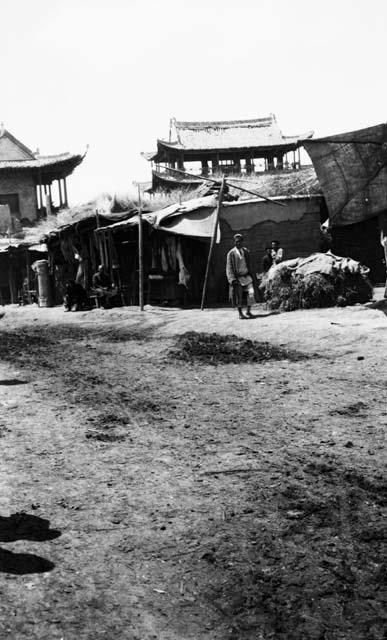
145;115;313;161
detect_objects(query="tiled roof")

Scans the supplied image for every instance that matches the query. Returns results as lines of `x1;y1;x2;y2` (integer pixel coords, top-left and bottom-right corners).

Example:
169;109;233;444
0;152;84;171
162;115;313;151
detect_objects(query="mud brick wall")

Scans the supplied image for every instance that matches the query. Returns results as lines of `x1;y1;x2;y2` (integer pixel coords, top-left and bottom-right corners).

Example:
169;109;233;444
0;174;38;221
207;196;322;301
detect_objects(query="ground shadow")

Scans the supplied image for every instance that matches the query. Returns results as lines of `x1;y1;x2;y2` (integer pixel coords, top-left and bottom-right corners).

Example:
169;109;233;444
244;311;281;320
0;514;60;575
0;513;61;542
0;379;30;386
0;548;55;574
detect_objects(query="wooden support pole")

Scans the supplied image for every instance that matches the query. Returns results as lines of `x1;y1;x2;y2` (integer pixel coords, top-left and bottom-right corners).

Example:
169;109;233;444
8;252;16;304
25;249;31;304
137;185;144;311
58;179;63;208
45;192;52;216
38;183;43;214
201;176;226;311
63;177;68;207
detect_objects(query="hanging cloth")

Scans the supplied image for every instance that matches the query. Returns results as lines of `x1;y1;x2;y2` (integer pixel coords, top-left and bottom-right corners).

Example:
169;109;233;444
176;238;191;288
165;236;177;270
161;245;169;272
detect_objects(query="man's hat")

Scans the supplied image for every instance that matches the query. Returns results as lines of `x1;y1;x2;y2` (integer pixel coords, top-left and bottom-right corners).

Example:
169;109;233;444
234;233;243;240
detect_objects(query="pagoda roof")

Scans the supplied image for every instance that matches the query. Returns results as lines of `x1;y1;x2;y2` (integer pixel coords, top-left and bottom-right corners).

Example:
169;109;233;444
0;127;86;179
162;115;313;152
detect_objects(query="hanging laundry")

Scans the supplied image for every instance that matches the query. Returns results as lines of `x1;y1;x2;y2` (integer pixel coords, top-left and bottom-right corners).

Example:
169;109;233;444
165;236;177;270
176;239;191;288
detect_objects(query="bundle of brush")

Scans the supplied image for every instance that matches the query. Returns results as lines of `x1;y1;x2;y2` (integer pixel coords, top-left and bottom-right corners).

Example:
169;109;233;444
263;252;373;312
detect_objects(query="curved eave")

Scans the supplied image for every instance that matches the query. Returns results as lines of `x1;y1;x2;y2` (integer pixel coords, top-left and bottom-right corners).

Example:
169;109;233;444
155;133;315;155
0;151;86;180
37;153;85;180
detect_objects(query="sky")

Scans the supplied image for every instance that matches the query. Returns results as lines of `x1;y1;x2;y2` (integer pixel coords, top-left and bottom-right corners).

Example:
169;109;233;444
1;0;387;205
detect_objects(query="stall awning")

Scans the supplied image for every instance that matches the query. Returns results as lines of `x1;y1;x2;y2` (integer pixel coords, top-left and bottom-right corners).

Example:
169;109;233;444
304;123;387;226
99;196;221;241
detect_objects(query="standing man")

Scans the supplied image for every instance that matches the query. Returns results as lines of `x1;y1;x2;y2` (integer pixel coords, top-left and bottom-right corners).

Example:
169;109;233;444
226;234;257;319
271;240;284;265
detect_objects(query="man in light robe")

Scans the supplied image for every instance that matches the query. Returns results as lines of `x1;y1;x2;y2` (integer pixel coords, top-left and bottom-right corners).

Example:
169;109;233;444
226;234;257;319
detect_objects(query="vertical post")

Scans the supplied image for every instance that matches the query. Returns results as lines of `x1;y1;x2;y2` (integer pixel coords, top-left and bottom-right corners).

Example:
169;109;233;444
297;147;301;169
138;184;144;311
43;184;47;215
201;176;226;311
63;177;68;207
46;192;51;217
58;179;63;208
38;183;43;214
25;249;31;304
8;252;16;304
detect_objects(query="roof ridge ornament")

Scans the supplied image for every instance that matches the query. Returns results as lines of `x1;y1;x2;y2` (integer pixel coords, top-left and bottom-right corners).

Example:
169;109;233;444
0;122;4;137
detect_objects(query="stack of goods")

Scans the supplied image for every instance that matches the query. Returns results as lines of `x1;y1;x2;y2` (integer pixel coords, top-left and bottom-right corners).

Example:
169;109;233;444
263;252;373;312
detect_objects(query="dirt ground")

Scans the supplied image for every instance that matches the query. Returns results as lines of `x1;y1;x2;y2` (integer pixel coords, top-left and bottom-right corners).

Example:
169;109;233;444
0;294;385;640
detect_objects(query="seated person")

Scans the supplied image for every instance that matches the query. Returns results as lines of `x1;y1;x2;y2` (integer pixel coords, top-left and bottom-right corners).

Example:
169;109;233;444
64;280;88;312
262;247;273;272
271;240;284;265
92;265;117;308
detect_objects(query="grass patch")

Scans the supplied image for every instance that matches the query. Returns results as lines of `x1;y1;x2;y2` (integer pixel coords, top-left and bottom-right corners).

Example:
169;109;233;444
170;332;306;365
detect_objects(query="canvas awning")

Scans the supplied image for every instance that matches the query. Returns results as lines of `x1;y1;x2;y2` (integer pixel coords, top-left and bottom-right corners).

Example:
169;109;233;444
304;123;387;226
100;196;221;241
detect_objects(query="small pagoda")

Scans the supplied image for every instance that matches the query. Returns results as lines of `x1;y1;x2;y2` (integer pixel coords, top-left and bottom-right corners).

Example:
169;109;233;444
143;114;313;191
0;124;85;222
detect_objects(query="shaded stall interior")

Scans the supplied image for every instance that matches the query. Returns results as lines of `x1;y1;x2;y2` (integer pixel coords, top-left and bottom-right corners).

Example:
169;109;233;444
97;223;209;306
46;216;209;307
0;246;47;304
